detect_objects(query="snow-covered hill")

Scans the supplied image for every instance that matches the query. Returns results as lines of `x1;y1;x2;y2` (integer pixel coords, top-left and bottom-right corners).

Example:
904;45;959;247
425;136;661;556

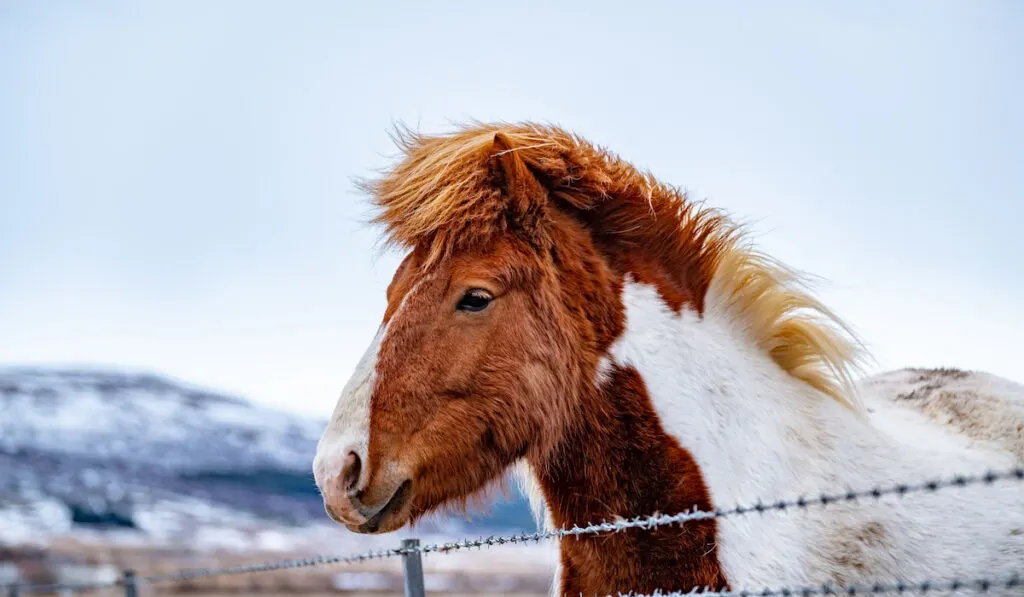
1;367;321;473
0;367;535;549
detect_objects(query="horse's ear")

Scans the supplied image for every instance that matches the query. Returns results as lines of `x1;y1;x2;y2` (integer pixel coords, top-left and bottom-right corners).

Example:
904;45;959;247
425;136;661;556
491;133;550;243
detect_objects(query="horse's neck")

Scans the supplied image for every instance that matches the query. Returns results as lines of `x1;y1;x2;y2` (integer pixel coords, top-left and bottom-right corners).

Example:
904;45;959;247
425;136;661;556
607;279;878;506
527;362;728;595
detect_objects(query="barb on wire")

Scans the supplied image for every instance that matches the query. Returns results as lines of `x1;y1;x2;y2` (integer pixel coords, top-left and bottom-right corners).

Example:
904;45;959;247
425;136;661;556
12;465;1023;595
610;572;1022;597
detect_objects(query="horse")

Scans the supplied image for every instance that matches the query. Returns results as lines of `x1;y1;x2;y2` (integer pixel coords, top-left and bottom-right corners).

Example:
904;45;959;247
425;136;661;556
312;122;1024;596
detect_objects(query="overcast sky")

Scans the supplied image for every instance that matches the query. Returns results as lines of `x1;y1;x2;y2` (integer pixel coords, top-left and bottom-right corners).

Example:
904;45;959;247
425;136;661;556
1;1;1021;418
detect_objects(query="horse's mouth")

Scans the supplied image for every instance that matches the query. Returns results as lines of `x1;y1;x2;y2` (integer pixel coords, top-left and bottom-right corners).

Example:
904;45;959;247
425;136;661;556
352;479;413;534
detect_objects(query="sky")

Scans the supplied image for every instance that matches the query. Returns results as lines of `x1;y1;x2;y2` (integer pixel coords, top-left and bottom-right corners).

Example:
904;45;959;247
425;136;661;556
1;1;1021;418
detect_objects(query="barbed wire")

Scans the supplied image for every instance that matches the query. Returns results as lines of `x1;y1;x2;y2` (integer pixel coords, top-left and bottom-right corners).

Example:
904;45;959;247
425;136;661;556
10;465;1023;595
611;573;1023;597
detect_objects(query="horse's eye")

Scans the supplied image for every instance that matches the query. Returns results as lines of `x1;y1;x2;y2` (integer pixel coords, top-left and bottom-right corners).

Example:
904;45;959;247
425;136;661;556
456;289;493;312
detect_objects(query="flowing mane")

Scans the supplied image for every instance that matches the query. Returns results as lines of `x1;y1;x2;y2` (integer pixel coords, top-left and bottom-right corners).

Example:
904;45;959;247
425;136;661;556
360;122;865;408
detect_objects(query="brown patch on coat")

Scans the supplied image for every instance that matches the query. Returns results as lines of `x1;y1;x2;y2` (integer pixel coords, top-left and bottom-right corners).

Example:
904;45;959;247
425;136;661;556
905;367;971;382
827;521;893;585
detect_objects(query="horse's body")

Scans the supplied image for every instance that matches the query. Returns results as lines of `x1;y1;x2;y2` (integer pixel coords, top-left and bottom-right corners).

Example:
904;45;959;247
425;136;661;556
313;122;1023;596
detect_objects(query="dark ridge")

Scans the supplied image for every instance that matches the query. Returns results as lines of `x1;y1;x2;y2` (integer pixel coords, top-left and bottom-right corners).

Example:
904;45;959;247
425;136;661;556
68;503;137;529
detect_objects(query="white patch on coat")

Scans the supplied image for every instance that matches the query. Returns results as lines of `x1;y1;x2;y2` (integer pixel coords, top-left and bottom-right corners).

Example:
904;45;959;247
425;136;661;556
608;279;1023;592
313;324;386;494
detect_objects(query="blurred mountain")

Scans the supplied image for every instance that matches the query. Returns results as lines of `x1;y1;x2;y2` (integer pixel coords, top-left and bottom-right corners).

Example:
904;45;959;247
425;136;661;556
0;367;536;548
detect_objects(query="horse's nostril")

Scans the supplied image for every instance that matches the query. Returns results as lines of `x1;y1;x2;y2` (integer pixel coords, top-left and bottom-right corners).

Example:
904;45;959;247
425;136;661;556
341;451;362;494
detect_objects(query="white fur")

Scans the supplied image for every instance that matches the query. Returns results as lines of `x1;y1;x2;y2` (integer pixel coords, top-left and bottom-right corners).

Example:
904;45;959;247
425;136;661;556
513;459;554;532
313;324;386;494
595;355;615;388
314;277;431;494
513;460;560;597
605;280;1023;593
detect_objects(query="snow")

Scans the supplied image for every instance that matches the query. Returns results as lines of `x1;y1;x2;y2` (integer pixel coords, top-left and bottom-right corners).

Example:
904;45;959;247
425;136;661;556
333;571;395;591
0;497;73;545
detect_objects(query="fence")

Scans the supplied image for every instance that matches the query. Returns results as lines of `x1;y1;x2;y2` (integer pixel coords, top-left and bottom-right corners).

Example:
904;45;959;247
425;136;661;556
5;466;1023;597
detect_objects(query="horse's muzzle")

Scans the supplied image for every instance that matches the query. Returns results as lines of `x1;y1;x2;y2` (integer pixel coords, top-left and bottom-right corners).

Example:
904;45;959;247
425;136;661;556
320;466;413;534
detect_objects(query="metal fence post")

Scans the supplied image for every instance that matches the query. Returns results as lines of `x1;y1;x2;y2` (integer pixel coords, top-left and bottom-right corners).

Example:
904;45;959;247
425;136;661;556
123;570;138;597
401;538;425;597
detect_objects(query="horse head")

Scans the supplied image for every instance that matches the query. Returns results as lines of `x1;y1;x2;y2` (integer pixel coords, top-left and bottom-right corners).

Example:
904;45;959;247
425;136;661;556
312;127;633;533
